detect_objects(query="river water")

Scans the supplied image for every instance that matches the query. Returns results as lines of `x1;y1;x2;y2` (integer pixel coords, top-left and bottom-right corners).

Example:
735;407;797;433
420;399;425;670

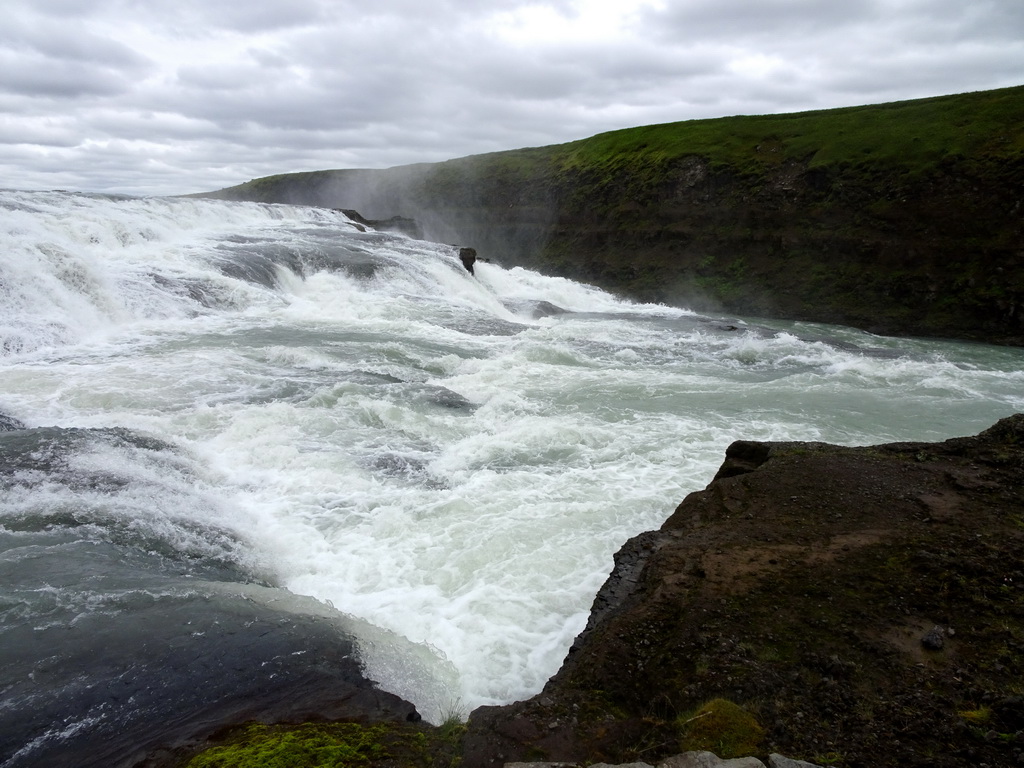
1;190;1021;765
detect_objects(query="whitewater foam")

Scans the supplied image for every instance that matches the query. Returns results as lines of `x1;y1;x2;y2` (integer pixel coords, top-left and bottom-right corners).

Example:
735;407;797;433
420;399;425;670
1;190;1022;744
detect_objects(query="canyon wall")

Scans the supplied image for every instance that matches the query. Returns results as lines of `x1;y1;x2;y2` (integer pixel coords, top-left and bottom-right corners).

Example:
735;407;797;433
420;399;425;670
202;86;1024;344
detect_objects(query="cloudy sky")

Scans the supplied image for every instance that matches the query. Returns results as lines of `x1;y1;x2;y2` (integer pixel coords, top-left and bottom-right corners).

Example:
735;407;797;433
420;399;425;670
2;0;1021;196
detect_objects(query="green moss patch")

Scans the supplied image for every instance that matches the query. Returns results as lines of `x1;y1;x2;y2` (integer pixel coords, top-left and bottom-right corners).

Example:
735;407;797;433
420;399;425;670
958;706;992;726
677;698;764;758
184;723;392;768
180;719;462;768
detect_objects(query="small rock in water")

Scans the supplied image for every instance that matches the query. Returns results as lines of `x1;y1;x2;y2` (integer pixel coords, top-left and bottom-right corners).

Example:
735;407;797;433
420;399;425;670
0;412;26;431
459;247;478;274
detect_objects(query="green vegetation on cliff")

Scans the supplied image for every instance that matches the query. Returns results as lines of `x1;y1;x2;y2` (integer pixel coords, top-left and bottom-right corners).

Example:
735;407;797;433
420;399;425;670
557;86;1024;176
677;698;765;759
184;723;392;768
205;85;1024;344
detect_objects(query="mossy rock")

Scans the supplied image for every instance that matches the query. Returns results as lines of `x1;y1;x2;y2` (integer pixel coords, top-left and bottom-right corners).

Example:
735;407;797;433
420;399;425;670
178;717;467;768
184;722;408;768
677;698;764;759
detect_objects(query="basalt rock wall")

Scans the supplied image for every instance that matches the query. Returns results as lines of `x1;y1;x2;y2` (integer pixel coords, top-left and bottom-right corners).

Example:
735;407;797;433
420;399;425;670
203;86;1024;344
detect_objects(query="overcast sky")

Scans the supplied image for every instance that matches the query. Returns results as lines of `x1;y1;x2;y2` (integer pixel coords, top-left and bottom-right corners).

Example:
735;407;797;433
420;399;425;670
2;0;1021;196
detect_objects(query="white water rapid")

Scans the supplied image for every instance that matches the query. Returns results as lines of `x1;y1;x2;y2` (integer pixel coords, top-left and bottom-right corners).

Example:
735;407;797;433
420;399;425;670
1;189;1021;764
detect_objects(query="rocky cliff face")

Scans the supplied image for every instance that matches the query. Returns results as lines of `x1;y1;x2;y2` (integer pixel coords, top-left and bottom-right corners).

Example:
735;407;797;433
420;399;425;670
203;86;1024;346
461;414;1024;768
539;154;1024;344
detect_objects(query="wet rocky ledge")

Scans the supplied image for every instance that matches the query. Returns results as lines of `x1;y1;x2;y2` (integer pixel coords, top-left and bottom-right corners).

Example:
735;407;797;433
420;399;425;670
462;413;1024;768
149;414;1024;768
509;753;825;768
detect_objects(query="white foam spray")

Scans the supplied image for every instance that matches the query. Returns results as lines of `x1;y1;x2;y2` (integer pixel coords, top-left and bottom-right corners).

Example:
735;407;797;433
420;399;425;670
1;190;1022;722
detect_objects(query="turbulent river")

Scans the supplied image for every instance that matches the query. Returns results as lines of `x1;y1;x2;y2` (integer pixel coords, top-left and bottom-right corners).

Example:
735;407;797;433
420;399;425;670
1;190;1022;766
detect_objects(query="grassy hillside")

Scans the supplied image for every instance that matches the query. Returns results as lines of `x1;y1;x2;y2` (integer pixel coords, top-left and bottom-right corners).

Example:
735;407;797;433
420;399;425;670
557;86;1024;173
217;86;1024;196
206;86;1024;344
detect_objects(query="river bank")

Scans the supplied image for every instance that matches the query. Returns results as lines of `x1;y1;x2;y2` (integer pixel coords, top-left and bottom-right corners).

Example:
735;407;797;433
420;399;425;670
151;414;1024;768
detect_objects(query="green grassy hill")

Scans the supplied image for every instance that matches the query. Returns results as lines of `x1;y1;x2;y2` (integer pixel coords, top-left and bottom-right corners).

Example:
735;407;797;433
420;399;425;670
559;86;1024;172
205;86;1024;343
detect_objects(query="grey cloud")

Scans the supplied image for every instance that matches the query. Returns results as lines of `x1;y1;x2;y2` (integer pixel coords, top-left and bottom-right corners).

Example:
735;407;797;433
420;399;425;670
315;0;535;25
248;47;292;69
823;42;1024;100
551;45;729;100
0;19;151;68
11;0;118;19
639;0;879;40
914;0;1024;43
175;63;272;92
0;9;151;101
460;43;710;105
0;0;1020;195
0;119;79;148
153;75;403;133
0;49;136;98
455;53;589;101
185;0;326;33
81;0;330;35
86;109;222;142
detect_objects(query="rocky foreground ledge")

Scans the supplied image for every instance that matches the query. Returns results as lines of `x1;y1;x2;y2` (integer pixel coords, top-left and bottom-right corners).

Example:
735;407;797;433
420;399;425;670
509;752;825;768
148;415;1024;768
462;414;1024;768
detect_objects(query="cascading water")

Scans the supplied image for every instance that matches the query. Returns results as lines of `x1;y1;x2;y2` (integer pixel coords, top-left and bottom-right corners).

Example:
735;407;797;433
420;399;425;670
1;189;1022;766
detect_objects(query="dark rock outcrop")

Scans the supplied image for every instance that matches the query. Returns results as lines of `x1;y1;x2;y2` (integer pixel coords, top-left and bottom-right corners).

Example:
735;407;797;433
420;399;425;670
0;412;25;431
462;414;1024;768
337;208;422;239
459;247;478;274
